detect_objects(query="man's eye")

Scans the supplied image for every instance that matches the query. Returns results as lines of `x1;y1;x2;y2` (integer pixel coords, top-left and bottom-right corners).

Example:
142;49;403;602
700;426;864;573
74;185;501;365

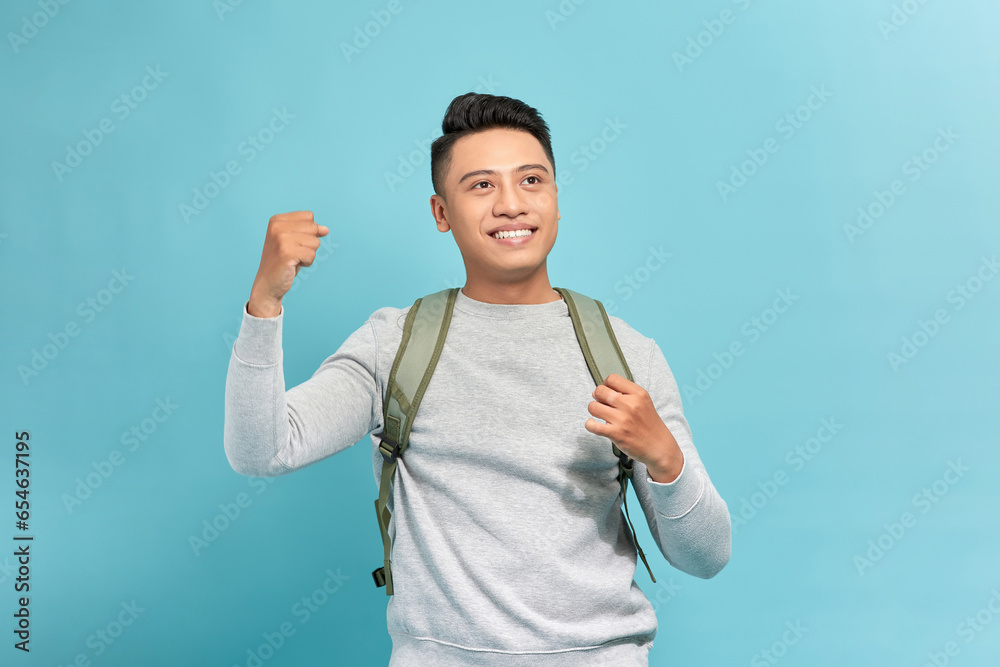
524;175;541;185
472;181;491;189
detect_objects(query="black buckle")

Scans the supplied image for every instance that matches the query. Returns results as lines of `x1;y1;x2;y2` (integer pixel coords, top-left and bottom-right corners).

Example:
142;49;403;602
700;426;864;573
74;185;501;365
379;437;401;464
617;449;633;470
372;567;386;588
616;449;634;484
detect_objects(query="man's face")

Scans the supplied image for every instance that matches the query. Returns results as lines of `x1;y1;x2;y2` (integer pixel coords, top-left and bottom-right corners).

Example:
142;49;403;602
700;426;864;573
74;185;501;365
430;127;559;286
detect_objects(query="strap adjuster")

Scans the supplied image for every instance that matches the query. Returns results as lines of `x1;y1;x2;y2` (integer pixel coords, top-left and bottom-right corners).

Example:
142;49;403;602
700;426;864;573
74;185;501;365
616;449;634;484
372;567;386;588
379;437;401;463
617;450;633;470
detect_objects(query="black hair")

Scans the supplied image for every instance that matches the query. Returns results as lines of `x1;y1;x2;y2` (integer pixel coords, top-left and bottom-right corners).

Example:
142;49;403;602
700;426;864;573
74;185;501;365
430;93;555;198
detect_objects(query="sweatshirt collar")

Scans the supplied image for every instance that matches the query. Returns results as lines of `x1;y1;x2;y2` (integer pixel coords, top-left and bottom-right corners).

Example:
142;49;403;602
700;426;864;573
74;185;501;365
452;287;569;320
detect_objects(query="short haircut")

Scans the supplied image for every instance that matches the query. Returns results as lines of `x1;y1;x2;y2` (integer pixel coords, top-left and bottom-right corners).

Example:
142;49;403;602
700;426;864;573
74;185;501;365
430;93;556;198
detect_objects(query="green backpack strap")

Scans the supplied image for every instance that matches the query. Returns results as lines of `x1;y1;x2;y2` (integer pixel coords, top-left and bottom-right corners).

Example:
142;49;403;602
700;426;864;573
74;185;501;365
553;287;657;584
372;287;458;595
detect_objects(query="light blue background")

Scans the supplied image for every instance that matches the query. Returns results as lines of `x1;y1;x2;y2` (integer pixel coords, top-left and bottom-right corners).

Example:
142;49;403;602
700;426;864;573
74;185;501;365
2;0;999;665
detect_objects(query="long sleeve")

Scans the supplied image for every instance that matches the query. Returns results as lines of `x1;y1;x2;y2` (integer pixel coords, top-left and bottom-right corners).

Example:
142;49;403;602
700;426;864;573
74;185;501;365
223;301;382;477
629;338;732;579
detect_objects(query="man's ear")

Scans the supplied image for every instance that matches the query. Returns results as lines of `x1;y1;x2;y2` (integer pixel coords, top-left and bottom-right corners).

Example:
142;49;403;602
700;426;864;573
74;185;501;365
430;194;450;232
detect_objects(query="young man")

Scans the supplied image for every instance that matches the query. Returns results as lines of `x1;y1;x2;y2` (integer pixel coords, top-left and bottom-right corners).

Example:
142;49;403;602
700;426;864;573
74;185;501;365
224;93;731;666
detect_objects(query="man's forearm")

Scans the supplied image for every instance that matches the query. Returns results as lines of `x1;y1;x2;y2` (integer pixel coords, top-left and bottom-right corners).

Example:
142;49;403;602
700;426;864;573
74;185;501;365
223;304;293;477
643;461;732;579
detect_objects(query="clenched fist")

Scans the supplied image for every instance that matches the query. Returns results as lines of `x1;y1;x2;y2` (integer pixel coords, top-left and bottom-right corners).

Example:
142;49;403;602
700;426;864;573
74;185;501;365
247;211;329;318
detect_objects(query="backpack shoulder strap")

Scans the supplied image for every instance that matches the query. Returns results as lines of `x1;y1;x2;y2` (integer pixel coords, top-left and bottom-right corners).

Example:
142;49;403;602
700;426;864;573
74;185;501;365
372;287;458;595
554;287;633;384
553;287;657;583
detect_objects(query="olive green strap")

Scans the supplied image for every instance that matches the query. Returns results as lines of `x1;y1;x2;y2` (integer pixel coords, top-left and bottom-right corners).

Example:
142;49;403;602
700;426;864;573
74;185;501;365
554;287;657;583
372;288;457;595
618;463;656;583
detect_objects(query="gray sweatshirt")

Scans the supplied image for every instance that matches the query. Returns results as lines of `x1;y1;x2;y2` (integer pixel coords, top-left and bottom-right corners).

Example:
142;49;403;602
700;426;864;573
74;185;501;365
224;288;731;666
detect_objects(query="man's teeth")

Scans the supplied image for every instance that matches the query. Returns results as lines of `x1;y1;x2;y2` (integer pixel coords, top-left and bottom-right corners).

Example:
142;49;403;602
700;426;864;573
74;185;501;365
491;229;534;239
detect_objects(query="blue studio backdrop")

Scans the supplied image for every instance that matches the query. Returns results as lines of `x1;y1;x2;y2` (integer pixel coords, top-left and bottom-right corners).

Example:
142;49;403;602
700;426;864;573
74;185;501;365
2;1;999;665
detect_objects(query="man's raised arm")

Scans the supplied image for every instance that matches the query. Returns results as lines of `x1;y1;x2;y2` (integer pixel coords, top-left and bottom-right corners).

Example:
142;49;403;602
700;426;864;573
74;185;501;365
223;211;381;477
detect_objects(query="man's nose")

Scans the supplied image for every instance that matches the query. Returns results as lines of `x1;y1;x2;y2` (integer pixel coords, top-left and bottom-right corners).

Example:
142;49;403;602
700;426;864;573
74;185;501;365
495;182;527;215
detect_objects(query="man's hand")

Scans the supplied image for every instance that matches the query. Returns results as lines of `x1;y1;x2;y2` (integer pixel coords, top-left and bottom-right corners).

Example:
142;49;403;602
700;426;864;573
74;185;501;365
248;211;329;318
585;373;684;483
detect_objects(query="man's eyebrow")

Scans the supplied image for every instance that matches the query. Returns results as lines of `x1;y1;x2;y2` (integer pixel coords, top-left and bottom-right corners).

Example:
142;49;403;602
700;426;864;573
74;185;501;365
457;164;550;185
